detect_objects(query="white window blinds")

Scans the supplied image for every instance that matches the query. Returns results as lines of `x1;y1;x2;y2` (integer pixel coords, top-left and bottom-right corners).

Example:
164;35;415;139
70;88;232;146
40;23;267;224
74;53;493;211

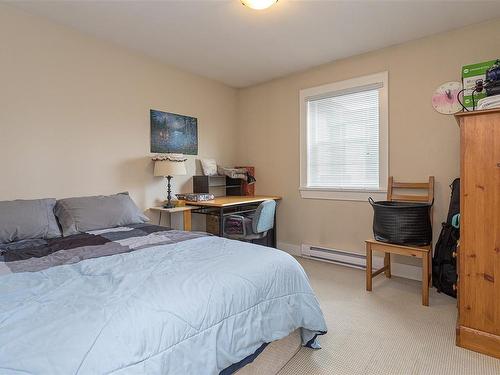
306;83;382;189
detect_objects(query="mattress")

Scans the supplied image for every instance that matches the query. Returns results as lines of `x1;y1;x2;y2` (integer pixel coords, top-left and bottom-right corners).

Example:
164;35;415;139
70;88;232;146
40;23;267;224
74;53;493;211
0;224;327;374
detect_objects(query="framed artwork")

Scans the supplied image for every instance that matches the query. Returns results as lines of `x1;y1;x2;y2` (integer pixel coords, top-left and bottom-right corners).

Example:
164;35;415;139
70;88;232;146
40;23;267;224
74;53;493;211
150;109;198;155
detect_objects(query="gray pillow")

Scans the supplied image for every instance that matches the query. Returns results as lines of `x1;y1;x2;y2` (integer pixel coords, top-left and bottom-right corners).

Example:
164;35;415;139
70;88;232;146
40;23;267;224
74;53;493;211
0;199;61;244
54;192;149;236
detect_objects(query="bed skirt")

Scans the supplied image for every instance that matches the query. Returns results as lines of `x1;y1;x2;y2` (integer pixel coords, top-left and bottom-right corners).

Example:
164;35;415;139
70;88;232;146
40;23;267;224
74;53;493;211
236;329;301;374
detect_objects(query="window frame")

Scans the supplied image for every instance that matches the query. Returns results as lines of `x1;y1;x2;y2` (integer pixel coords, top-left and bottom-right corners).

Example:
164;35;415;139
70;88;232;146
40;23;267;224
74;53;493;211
299;71;389;201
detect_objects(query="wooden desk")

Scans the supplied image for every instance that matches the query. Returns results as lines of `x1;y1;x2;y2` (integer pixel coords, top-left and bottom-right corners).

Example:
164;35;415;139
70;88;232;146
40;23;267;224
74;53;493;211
186;195;281;247
149;206;194;231
186;195;281;208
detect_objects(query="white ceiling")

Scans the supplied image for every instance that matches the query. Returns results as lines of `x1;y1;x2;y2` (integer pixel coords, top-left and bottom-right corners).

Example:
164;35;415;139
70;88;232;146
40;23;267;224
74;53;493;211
9;0;500;88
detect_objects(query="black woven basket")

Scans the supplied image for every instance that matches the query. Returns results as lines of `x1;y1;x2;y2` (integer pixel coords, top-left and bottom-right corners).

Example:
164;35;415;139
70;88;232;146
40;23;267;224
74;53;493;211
368;197;433;246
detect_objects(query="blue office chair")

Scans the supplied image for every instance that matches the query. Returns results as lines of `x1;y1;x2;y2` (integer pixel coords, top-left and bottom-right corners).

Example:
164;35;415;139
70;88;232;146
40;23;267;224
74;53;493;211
223;200;276;241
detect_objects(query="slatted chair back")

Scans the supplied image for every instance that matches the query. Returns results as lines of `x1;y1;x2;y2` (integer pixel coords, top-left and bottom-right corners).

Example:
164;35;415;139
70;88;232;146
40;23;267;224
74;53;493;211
387;176;434;204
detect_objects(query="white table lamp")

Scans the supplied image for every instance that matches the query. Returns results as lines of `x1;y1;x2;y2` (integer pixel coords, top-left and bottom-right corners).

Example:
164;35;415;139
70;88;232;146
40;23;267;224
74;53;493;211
154;159;187;208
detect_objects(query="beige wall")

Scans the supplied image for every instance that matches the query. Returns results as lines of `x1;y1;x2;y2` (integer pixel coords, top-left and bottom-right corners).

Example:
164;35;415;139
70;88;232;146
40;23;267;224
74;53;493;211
0;4;237;215
236;19;500;265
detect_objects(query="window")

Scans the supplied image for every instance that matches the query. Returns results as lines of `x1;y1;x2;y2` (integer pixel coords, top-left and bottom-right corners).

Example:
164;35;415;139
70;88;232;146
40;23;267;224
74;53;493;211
300;72;388;201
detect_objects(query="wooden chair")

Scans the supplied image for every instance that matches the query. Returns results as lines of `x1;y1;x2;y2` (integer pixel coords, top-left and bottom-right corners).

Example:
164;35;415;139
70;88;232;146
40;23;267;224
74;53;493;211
365;176;434;306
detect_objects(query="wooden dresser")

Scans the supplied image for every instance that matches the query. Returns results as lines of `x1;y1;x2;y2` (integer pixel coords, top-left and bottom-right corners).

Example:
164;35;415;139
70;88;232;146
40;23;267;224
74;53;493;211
455;108;500;359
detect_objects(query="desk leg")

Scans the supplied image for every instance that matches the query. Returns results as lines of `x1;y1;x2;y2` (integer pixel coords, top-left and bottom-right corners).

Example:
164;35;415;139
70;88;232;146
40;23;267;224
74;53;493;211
218;207;224;238
183;210;192;231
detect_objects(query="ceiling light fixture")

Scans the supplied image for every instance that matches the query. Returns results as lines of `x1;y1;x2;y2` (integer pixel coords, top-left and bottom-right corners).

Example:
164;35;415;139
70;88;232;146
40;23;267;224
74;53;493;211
241;0;278;10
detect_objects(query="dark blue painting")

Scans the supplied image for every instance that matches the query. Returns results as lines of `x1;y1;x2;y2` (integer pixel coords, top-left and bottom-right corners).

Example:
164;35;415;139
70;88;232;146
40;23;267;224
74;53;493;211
150;109;198;155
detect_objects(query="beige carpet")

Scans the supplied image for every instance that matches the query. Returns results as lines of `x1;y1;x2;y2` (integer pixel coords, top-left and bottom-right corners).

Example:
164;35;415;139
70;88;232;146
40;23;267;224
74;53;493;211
278;257;500;375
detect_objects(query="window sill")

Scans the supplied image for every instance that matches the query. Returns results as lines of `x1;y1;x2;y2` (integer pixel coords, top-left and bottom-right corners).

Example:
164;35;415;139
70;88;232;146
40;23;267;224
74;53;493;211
299;187;387;202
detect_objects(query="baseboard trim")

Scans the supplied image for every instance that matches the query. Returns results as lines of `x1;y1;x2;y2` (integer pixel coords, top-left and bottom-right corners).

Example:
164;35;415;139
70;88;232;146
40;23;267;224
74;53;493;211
390;261;422;281
277;242;301;256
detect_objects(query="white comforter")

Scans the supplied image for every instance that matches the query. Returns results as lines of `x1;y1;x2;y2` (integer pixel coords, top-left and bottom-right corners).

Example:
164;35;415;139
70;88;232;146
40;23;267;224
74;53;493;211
0;236;327;374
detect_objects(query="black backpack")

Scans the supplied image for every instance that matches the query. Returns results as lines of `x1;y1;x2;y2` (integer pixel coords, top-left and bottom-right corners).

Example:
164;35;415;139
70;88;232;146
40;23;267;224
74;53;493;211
432;178;460;298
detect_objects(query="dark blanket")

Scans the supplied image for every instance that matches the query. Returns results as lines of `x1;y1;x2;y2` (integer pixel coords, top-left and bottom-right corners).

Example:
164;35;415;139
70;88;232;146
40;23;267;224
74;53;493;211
0;224;208;275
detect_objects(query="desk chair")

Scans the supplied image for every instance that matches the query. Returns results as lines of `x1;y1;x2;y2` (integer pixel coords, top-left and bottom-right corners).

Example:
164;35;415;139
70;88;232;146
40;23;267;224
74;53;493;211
365;176;434;306
223;200;276;241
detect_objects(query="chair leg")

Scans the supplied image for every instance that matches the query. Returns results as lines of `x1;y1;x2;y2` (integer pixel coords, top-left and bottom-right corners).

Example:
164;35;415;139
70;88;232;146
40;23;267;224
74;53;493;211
384;252;391;278
422;253;430;306
428;249;432;285
366;242;372;291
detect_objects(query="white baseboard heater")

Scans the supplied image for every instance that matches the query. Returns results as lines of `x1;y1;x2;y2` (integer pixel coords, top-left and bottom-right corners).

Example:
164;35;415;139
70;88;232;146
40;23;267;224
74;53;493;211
300;243;421;281
301;244;383;270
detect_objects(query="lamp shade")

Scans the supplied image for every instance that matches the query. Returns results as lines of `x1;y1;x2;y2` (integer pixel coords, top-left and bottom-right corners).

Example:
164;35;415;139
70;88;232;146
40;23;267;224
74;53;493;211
154;160;187;177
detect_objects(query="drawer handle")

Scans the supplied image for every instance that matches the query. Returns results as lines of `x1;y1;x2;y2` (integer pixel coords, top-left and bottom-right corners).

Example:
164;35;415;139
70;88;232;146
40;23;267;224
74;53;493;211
452;251;457;258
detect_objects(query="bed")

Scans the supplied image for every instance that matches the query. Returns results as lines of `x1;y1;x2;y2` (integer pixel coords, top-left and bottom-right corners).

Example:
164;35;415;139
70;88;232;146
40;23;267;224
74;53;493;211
0;223;327;374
